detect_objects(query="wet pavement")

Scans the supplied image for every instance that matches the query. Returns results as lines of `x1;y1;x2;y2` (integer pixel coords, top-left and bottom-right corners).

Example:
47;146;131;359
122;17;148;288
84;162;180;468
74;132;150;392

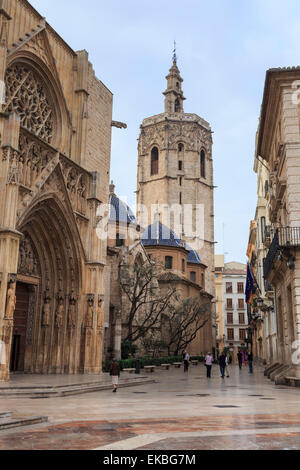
0;364;300;450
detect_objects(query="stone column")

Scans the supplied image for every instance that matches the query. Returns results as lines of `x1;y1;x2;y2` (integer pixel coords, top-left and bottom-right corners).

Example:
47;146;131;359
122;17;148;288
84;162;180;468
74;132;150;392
0;112;22;381
113;308;122;360
66;294;77;374
53;294;65;374
95;295;104;371
0;1;10;112
80;294;95;373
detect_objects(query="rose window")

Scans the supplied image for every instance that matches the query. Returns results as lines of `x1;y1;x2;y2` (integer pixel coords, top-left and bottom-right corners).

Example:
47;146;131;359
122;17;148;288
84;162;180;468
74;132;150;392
4;64;55;144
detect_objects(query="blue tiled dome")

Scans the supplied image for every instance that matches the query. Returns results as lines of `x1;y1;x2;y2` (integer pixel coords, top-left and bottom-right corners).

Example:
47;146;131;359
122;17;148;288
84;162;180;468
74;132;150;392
187;246;202;264
141;221;183;248
109;195;137;225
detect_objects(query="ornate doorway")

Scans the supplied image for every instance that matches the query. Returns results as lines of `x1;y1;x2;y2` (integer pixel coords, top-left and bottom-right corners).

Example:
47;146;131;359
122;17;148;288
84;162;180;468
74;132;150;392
15;190;83;375
10;283;30;372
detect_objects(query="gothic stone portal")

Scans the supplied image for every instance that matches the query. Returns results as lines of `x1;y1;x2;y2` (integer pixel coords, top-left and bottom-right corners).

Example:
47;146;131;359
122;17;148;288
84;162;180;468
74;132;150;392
0;56;105;379
14;202;83;375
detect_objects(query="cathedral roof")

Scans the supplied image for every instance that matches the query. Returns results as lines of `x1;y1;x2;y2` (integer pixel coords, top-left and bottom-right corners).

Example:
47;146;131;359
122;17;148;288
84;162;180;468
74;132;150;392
109;194;137;225
186;247;202;265
141;221;184;248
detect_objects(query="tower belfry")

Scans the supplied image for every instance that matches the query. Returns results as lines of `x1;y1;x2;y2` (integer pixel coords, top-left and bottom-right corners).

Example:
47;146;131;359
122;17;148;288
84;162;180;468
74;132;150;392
137;53;215;301
137;51;216;352
163;47;186;114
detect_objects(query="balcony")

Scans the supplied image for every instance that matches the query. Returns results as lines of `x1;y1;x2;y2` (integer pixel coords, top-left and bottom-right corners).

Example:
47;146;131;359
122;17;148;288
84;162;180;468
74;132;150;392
264;227;300;278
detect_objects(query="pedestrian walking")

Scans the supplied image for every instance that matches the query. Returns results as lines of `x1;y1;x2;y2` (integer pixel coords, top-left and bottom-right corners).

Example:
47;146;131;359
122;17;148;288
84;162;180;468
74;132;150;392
244;351;248;368
237;350;243;370
110;358;120;393
218;352;226;379
225;354;230;378
248;352;254;374
183;351;190;372
205;352;213;378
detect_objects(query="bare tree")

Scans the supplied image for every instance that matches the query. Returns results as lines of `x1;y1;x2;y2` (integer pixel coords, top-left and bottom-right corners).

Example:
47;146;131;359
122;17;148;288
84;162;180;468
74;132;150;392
162;296;211;356
120;258;177;344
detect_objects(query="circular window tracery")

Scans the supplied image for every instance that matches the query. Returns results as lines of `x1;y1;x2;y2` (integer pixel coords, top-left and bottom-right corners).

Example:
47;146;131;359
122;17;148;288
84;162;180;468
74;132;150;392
4;63;56;144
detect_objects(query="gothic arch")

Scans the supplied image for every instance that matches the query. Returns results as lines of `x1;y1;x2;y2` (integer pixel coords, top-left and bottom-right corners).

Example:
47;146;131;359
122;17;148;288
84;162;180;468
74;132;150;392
15;193;85;374
200;148;206;179
150;146;159;176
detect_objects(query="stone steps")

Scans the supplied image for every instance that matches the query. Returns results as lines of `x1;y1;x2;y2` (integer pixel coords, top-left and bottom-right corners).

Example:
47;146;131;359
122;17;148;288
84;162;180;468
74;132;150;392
0;412;12;419
0;377;154;399
0;414;48;431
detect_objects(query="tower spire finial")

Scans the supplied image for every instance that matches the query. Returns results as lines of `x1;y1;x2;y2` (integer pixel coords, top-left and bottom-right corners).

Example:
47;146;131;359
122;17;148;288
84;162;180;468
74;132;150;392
172;40;177;63
164;43;186;113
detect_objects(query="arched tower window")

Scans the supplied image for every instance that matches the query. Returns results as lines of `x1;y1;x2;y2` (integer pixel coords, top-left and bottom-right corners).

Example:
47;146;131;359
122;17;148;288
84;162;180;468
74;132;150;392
151;147;159;175
200;150;206;179
175;99;180;113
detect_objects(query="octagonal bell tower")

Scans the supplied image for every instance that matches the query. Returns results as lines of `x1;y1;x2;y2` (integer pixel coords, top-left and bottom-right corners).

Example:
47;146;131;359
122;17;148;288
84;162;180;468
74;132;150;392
136;54;215;302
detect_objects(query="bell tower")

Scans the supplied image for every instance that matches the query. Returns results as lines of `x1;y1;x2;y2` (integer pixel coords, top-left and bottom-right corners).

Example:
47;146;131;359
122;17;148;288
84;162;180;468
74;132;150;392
136;52;216;306
163;52;186;114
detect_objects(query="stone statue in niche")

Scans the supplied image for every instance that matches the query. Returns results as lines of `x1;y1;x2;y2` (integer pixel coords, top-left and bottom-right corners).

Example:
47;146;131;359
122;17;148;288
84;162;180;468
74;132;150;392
85;296;94;328
68;296;76;328
97;297;104;329
18;239;38;276
5;281;16;320
55;297;64;329
27;250;34;275
42;296;51;327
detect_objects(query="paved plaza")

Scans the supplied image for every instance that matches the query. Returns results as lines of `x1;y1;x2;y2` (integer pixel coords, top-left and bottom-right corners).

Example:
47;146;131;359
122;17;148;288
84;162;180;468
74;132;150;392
0;365;300;450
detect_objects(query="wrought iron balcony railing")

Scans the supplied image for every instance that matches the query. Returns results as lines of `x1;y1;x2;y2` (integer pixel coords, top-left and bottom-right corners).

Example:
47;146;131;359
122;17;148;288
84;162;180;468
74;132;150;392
264;227;300;278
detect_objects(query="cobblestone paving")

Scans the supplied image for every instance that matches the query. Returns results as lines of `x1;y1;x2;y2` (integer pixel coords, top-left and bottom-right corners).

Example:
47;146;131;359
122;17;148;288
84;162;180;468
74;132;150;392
1;365;300;450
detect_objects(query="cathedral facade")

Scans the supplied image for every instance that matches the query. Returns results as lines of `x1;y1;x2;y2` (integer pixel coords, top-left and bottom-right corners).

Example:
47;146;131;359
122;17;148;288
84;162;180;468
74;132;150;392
0;0;112;381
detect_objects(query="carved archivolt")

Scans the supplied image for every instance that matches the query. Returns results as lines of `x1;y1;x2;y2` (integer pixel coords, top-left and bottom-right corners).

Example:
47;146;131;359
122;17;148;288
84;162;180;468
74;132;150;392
4;63;55;143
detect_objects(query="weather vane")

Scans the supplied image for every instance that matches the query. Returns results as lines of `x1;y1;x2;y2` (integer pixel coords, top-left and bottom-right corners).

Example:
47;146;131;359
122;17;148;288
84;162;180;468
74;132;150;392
173;40;177;63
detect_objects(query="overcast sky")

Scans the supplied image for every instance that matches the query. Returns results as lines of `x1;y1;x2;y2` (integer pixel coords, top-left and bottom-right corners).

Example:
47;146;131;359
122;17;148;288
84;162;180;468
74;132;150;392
30;0;300;263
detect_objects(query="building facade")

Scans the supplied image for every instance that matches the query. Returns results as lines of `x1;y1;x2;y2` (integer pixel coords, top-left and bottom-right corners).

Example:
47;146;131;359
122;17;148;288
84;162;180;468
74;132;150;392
0;0;113;381
256;67;300;384
246;156;278;366
104;186;214;359
142;220;213;356
104;182;149;360
136;56;216;350
215;261;248;363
